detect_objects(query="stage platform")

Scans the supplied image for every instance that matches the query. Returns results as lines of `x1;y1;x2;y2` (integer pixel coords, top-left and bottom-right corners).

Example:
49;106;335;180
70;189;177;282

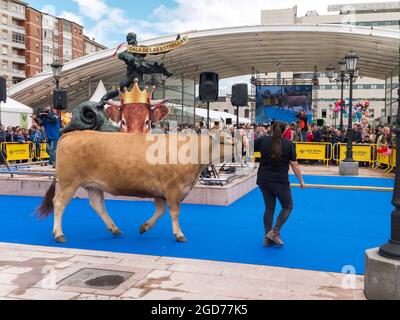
0;165;258;206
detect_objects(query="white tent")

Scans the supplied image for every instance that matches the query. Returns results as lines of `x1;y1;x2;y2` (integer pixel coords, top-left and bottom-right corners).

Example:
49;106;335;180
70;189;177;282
90;80;107;102
195;108;251;125
0;97;32;128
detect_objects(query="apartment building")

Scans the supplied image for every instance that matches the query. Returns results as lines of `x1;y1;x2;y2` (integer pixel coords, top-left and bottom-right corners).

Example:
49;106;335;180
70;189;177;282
0;0;27;87
0;0;107;87
84;35;107;56
260;1;399;126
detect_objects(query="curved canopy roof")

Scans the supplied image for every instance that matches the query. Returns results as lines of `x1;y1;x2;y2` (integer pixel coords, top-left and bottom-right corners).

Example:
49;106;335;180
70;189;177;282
8;24;400;110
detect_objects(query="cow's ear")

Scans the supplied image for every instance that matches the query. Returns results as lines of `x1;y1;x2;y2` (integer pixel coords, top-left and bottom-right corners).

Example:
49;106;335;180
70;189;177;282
151;104;170;123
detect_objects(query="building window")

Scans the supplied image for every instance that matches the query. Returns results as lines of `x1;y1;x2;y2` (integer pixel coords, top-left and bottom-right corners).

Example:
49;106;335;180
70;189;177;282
322;109;327;119
244;109;250;118
11;32;25;44
369;109;375;118
381;109;386;117
2;46;8;55
224;109;229;113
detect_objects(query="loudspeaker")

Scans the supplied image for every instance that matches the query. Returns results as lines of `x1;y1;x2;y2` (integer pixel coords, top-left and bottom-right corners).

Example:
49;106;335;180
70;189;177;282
317;119;324;126
199;72;219;102
0;76;7;103
226;118;233;125
53;90;68;110
231;83;248;107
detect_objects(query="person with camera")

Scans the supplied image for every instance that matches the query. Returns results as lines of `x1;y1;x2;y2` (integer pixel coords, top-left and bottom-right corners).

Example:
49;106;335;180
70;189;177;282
36;107;61;167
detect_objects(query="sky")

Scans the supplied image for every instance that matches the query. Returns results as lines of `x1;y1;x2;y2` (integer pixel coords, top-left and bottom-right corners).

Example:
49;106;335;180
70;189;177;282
27;0;397;95
27;0;396;47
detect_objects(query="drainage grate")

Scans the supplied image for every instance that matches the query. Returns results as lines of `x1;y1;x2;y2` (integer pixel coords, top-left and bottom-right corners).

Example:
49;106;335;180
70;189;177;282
58;268;134;290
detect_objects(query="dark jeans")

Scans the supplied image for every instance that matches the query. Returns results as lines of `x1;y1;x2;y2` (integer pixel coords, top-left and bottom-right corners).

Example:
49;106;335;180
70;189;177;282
260;183;293;234
47;139;58;165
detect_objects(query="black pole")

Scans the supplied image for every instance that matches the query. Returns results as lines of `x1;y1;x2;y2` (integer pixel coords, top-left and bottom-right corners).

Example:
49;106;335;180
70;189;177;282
236;106;240;130
340;74;345;132
207;101;210;129
55;78;62;130
344;72;355;162
379;37;400;260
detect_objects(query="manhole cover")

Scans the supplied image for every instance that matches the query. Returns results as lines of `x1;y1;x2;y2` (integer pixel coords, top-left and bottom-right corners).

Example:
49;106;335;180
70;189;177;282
58;268;134;290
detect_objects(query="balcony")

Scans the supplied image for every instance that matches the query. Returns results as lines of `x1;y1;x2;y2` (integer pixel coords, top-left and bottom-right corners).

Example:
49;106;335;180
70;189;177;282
11;68;26;78
11;54;25;63
11;40;25;49
11;24;25;33
9;10;26;20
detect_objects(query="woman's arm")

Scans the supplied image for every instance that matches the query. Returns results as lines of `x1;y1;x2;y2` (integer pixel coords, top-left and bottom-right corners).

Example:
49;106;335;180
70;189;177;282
290;161;305;190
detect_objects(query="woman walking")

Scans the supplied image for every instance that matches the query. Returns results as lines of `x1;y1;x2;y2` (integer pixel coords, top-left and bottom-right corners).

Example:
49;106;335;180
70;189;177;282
255;122;305;247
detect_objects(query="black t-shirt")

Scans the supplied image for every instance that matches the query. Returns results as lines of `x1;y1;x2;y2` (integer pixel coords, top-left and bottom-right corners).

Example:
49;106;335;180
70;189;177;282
255;136;297;186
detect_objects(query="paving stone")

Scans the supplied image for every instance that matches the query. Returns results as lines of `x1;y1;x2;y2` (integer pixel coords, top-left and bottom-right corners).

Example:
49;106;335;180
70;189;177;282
68;255;123;265
2;267;33;275
0;273;18;285
0;284;18;297
9;288;80;300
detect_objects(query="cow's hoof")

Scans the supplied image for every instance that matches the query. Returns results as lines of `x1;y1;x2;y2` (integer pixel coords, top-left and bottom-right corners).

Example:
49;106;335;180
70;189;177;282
112;229;123;236
139;224;149;235
55;235;67;243
176;235;188;243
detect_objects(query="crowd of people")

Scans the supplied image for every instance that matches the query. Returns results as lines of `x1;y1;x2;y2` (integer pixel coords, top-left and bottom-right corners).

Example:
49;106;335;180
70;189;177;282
0;107;61;166
254;122;395;148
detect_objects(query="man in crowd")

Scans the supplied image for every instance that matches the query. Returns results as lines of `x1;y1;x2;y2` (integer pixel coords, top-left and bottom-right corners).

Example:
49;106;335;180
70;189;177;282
312;124;322;142
0;125;6;143
298;111;309;142
353;124;363;144
41;107;61;167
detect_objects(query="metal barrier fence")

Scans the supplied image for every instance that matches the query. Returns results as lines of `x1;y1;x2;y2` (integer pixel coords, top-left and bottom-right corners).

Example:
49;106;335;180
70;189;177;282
333;144;377;167
254;142;333;166
376;148;396;173
294;142;332;166
0;142;49;162
254;142;395;174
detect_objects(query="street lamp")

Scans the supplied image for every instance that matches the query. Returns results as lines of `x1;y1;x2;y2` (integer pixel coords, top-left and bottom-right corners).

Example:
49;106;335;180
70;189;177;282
51;59;63;90
343;50;359;162
379;39;400;260
327;59;353;132
50;59;64;128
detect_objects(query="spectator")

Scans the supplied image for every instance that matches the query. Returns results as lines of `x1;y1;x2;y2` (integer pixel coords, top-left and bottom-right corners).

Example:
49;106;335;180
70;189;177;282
0;125;6;143
30;124;44;158
312;124;322;142
283;124;293;142
332;130;345;144
42;107;61;167
16;129;26;143
6;126;15;142
298;111;309;142
353;124;362;144
306;128;314;143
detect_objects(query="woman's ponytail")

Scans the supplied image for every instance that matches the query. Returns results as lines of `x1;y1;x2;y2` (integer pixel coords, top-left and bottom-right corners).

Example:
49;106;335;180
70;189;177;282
271;122;285;162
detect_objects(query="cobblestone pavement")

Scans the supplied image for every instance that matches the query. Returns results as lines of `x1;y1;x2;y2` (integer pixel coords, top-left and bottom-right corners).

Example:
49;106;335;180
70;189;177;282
0;242;366;300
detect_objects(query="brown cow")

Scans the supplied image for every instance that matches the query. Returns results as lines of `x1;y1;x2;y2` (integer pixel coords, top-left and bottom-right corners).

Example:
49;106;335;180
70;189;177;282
105;99;169;134
36;130;235;243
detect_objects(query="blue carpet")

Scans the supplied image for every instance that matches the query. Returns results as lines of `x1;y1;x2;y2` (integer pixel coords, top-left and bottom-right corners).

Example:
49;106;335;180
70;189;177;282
0;176;392;275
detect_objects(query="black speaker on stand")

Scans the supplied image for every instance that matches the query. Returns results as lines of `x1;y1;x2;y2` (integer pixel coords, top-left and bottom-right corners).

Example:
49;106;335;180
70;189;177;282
53;89;68;129
199;72;219;129
231;83;248;128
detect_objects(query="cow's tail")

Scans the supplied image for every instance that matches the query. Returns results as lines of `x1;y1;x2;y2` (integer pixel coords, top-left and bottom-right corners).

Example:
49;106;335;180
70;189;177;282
35;174;57;220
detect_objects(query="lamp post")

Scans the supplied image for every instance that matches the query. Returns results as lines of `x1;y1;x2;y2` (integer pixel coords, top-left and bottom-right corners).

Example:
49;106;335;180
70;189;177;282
327;60;349;133
343;51;359;163
379;40;400;260
50;59;64;129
